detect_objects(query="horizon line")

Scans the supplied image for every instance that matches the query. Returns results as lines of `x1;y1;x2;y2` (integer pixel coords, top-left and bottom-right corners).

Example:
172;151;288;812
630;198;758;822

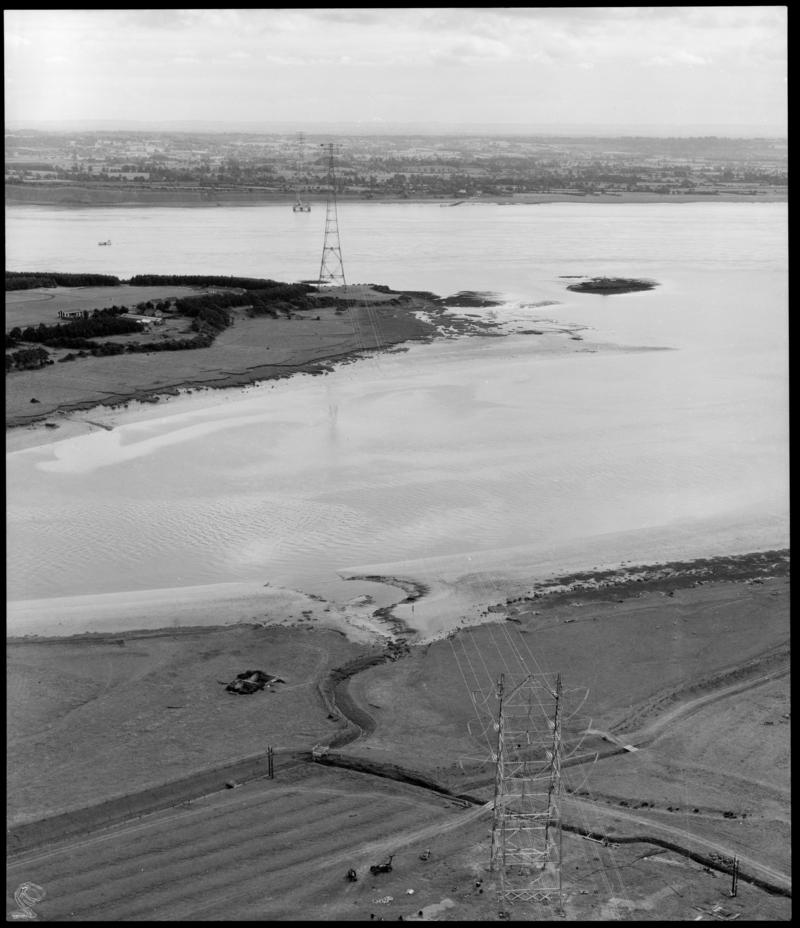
5;119;788;139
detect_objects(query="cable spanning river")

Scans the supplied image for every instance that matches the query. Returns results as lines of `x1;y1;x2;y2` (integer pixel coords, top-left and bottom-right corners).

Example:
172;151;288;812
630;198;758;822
5;202;789;635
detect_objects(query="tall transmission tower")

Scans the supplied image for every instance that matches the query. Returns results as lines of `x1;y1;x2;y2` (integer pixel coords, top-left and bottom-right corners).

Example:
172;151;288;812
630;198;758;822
318;142;346;287
490;672;564;911
292;132;311;213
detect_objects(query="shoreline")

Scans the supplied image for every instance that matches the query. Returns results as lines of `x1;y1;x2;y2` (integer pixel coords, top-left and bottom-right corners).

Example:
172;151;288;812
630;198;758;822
5;286;505;444
5;299;626;451
5;186;787;209
7;547;789;646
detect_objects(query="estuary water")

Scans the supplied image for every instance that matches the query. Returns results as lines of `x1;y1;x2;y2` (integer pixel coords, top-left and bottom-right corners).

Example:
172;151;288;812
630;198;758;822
5;201;789;635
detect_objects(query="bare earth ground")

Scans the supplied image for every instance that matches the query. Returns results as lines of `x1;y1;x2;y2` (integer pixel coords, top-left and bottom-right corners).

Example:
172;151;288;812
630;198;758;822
6;555;791;920
5;766;790;922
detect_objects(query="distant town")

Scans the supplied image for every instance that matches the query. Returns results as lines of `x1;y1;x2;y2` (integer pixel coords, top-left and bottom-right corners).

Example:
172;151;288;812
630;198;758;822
5;130;787;201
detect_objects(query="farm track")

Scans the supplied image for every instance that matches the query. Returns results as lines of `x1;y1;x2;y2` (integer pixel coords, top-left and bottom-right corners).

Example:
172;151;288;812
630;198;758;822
562;798;792;897
610;644;790;742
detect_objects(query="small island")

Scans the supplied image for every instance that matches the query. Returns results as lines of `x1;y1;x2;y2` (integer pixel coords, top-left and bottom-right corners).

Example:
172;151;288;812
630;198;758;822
566;276;657;294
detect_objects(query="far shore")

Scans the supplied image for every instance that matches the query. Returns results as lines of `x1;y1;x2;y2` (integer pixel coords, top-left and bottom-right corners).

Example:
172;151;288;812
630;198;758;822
5;183;788;209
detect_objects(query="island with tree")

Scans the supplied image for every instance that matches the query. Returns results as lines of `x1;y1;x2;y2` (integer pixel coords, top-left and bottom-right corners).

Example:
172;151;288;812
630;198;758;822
566;276;658;294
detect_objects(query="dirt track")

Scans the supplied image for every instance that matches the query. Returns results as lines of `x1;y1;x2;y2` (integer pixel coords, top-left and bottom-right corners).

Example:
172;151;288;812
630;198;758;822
562;796;791;895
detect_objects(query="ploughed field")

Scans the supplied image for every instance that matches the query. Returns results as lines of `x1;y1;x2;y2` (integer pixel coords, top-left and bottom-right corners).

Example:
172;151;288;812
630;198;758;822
5;766;474;921
6;764;790;922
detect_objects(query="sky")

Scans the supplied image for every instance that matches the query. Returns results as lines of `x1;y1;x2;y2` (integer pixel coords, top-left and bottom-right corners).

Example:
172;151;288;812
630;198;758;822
3;7;788;134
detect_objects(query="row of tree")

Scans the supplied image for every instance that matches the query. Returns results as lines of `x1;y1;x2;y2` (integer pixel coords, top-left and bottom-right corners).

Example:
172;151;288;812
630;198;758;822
6;272;321;293
6;308;139;349
126;274;316;292
6;271;123;291
59;334;214;362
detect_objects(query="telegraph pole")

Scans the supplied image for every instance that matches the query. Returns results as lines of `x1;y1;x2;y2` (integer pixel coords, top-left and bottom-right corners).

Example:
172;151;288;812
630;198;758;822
729;857;739;897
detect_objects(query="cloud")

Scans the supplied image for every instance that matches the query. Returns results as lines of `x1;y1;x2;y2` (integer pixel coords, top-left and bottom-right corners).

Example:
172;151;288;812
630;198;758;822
307;10;386;27
647;51;709;67
2;6;786;129
5;31;32;49
432;35;512;65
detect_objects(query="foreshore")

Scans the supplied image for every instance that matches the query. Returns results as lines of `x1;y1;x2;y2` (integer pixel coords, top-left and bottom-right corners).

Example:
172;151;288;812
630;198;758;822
5;284;503;446
6;276;635;449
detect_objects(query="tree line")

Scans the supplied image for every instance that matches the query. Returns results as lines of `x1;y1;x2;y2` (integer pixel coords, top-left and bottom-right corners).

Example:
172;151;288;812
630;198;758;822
6;271;123;290
6;307;139;349
6;272;321;294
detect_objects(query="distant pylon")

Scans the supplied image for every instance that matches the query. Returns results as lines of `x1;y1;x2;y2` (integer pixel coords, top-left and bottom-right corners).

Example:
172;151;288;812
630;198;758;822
318;142;346;287
491;673;564;910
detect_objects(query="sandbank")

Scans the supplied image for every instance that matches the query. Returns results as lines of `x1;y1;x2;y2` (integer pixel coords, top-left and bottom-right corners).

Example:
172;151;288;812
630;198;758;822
339;509;789;642
6;580;394;645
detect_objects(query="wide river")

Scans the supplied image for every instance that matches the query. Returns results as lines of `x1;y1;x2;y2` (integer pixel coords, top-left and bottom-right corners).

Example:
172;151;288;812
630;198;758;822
5;201;789;636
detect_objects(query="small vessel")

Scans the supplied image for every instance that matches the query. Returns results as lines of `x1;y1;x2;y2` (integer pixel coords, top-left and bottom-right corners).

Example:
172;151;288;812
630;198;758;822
98;240;111;246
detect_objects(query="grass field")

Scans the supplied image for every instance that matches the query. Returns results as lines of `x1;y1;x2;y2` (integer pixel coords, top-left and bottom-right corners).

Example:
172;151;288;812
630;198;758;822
5;285;210;330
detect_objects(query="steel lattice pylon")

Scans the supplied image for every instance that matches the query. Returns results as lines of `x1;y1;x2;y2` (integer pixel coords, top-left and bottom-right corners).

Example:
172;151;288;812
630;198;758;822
490;673;564;909
318;143;346;287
